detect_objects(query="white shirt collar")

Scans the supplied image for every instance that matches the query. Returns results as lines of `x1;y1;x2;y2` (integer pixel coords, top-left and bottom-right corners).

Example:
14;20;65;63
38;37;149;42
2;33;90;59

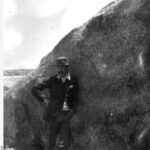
56;73;71;81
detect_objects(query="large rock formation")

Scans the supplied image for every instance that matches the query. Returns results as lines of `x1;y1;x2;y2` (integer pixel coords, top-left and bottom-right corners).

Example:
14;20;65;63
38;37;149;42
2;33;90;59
4;0;150;149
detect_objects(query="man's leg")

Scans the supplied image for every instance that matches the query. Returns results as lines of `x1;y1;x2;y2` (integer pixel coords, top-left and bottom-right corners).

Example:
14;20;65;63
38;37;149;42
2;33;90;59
57;121;72;150
45;123;58;150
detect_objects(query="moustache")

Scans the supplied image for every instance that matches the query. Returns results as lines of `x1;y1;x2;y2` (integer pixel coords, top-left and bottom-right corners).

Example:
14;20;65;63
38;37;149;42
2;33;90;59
58;71;65;74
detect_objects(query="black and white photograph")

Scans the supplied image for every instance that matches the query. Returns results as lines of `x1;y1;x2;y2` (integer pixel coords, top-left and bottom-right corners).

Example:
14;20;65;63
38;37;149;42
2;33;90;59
3;0;150;150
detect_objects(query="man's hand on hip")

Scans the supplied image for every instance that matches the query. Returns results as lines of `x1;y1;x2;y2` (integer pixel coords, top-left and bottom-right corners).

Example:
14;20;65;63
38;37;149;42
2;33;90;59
40;93;49;106
43;98;49;106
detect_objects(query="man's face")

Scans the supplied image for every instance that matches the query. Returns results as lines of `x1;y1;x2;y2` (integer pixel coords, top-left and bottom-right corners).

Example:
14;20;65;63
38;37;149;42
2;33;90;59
57;65;69;77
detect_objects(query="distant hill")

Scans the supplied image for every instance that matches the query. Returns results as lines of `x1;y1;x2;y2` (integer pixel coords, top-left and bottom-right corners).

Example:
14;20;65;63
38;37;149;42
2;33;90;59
4;69;34;76
4;76;25;94
4;69;34;93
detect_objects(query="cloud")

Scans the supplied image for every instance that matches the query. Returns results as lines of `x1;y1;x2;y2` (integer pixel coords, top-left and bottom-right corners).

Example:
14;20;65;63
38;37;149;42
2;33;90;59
3;0;17;20
4;28;23;51
4;0;67;69
3;12;66;69
29;0;69;17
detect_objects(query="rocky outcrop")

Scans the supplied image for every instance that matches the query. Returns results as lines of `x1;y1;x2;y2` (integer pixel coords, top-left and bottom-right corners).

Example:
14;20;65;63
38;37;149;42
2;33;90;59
4;0;150;150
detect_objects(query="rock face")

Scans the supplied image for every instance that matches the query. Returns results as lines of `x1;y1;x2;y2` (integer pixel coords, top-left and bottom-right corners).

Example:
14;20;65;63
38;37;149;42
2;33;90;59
4;0;150;149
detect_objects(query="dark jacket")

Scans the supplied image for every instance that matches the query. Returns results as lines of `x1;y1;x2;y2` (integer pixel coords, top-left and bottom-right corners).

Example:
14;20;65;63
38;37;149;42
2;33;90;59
31;74;79;122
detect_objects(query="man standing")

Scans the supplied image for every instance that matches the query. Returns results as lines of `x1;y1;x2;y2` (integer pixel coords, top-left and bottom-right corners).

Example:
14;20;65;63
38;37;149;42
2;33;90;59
31;56;79;150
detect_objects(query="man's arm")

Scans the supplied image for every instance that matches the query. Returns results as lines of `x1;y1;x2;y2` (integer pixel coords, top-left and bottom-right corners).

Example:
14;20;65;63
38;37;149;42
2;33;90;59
31;78;50;103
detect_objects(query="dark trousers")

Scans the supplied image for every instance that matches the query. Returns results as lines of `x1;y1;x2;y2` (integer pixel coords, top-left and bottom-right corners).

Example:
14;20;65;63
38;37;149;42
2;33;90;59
45;121;72;150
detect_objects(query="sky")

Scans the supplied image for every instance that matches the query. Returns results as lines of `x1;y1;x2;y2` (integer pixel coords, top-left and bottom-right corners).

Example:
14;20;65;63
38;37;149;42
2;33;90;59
3;0;113;69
